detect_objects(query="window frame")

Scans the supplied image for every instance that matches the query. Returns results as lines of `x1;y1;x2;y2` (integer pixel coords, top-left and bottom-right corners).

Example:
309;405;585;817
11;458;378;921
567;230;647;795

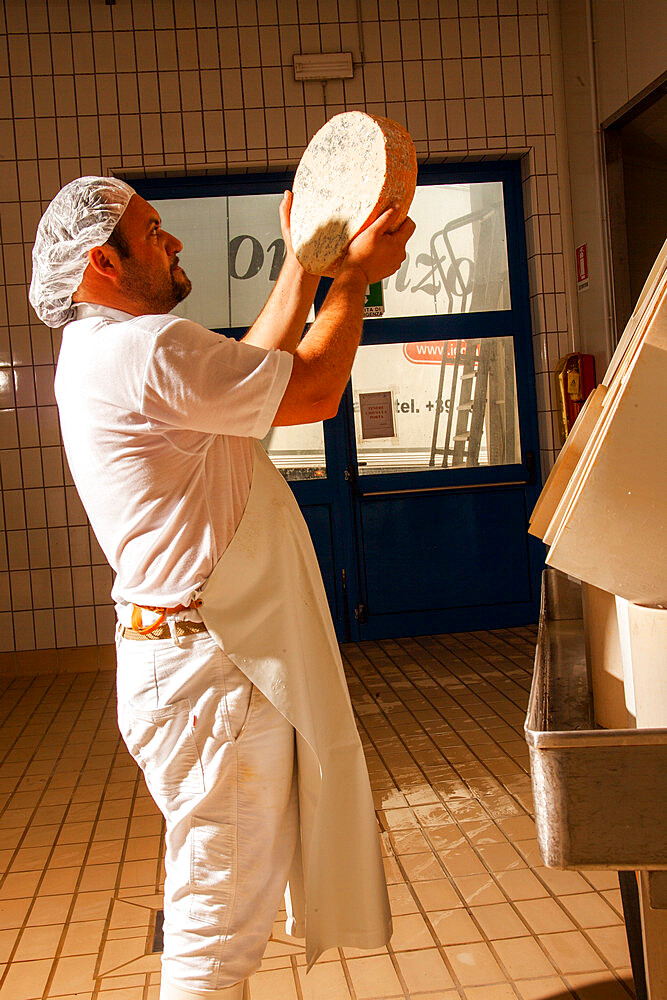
133;160;539;494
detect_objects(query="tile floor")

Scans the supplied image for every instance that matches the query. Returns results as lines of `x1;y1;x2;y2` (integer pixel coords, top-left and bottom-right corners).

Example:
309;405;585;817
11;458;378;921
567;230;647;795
0;627;635;1000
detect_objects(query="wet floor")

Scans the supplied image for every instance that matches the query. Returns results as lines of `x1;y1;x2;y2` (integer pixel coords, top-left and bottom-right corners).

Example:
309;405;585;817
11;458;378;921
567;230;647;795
0;626;634;999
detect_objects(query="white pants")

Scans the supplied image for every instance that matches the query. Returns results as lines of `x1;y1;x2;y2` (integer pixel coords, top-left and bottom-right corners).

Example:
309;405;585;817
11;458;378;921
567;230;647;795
116;630;299;997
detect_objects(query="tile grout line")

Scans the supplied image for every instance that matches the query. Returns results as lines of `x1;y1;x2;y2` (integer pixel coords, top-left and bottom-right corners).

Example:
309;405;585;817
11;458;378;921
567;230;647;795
372;636;531;785
403;636;532;759
1;672;117;996
89;763;149;999
345;645;522;999
0;672;90;887
346;638;632;998
374;636;634;991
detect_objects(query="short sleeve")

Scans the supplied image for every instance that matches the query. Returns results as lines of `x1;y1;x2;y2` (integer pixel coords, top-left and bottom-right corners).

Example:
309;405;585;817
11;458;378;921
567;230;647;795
140;317;293;438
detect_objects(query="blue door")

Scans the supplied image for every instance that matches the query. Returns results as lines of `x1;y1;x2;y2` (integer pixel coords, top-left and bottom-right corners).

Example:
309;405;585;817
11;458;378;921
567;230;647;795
141;162;544;641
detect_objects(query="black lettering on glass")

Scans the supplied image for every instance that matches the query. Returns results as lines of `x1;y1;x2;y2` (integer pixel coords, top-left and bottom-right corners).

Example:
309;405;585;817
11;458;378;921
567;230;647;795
266;238;286;281
228;234;264;280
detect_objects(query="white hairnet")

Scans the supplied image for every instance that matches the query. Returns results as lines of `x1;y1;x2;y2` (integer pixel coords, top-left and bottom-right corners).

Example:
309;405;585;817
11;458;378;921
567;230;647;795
29;176;135;328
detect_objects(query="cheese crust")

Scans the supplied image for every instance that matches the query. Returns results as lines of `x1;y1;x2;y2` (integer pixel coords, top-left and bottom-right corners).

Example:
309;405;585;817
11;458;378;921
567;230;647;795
291;111;417;275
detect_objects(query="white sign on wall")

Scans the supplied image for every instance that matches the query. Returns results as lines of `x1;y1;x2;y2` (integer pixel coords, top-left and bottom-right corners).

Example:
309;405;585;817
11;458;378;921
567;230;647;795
359;391;396;440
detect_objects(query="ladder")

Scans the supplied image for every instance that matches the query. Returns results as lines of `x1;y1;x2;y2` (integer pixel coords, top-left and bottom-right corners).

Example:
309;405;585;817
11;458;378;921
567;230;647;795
426;196;513;469
429;338;515;469
429;339;483;468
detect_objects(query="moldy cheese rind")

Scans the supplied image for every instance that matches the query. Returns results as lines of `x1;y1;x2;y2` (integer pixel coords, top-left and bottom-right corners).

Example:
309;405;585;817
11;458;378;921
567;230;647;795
291;111;417;275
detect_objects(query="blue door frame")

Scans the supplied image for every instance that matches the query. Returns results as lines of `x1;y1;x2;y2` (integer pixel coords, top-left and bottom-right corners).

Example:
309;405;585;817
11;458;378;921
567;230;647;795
136;161;545;641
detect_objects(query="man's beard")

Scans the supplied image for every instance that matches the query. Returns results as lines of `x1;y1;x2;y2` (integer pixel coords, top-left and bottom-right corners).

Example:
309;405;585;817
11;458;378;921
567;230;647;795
169;262;192;306
120;257;192;313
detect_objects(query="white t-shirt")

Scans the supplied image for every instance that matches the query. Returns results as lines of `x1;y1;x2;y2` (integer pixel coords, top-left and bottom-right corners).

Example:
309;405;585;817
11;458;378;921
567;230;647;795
55;303;293;610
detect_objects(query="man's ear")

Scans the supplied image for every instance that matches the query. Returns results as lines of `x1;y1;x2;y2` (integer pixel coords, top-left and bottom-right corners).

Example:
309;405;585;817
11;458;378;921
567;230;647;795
87;245;119;278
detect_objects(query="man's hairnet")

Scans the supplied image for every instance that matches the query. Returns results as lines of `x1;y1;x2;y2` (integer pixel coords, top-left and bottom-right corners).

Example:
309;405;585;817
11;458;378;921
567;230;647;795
29;176;136;328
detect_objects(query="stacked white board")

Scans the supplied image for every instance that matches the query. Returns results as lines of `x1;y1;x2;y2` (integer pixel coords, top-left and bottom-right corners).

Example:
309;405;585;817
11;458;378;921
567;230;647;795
530;239;667;604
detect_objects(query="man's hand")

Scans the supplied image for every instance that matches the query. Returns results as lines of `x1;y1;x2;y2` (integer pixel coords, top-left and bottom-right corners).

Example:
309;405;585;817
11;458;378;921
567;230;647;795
282;191;415;284
279;188;336;278
337;206;415;287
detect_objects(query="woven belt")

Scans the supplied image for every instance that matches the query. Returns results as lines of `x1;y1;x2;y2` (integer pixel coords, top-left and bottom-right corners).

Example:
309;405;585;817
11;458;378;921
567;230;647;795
131;599;203;635
122;620;208;641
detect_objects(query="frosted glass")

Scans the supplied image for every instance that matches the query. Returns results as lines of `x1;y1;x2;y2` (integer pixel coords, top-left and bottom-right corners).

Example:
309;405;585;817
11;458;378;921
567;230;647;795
151;193;314;330
351;337;521;474
378;181;511;318
261;423;326;481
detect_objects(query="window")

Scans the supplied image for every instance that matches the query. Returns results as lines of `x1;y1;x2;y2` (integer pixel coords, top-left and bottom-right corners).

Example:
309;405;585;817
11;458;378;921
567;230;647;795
378;181;511;319
147;166;528;485
351;337;520;475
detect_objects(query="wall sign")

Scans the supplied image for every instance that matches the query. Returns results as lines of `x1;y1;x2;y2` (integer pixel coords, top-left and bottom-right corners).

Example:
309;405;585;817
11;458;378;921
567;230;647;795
154;181;513;332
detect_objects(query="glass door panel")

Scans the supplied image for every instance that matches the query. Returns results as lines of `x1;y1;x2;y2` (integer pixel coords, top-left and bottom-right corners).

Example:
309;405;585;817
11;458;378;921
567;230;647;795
351;336;521;475
151;192;314;330
375;181;511;319
261;423;326;481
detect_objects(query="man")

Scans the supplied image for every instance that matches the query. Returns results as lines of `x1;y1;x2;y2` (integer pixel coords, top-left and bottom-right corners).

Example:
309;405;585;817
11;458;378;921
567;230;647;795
30;176;414;1000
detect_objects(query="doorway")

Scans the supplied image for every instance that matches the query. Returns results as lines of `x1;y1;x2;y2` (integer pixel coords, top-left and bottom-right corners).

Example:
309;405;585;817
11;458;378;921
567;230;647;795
604;72;667;338
139;162;544;641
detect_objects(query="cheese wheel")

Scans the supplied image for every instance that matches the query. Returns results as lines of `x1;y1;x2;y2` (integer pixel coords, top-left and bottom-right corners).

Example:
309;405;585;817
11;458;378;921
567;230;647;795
291;111;417;275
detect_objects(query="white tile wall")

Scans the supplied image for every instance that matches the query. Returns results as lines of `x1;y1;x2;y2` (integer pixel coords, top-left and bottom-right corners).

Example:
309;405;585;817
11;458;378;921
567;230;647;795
0;0;565;653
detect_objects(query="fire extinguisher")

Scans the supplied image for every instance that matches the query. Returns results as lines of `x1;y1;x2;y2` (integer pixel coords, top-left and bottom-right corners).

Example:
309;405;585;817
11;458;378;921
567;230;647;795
554;353;596;444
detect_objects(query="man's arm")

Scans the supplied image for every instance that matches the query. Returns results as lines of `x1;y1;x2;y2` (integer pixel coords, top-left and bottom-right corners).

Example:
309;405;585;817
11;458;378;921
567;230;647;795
241;191;320;353
272;207;415;426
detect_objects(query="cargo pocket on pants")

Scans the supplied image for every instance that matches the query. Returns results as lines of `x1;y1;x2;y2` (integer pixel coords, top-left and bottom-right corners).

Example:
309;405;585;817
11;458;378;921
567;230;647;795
118;698;205;817
189;817;236;926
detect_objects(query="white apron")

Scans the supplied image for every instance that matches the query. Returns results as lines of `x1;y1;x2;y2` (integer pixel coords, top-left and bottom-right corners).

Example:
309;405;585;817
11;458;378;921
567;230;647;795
194;443;392;968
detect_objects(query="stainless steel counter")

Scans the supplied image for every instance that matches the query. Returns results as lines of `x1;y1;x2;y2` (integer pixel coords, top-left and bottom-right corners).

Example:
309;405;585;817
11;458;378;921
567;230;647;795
525;568;667;870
